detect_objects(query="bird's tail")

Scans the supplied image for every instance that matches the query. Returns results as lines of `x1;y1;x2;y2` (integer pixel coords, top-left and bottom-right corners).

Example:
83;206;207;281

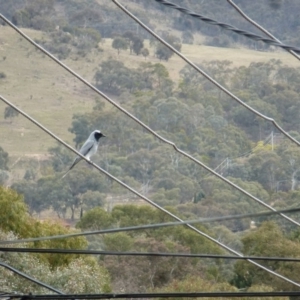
61;157;80;179
62;169;71;179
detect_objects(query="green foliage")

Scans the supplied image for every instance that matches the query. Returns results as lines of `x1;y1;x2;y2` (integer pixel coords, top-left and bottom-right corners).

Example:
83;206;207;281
75;204;226;292
0;146;9;171
233;221;300;291
154;275;287;300
155;33;181;61
11;0;56;31
122;31;144;55
112;36;128;54
4;106;19;122
181;31;194;44
103;233;134;252
0;71;6;79
48;144;73;172
14;167;108;219
76;207;113;230
132;36;144;55
93;59;173;95
0;230;111;294
0;186;89;267
141;47;149;59
40;27;101;59
0;186;30;235
6;0;300;294
30;220;88;268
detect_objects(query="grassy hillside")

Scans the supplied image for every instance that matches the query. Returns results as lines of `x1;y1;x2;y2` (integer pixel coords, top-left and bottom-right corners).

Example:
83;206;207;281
0;26;297;159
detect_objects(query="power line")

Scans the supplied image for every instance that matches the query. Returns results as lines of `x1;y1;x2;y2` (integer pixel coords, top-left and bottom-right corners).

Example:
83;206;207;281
0;12;299;288
0;75;299;292
154;0;300;54
3;247;300;262
227;0;300;61
109;1;300;288
1;206;300;245
4;93;298;287
110;0;300;226
0;14;299;232
111;0;300;149
1;7;300;250
0;262;63;295
0;3;298;297
8;291;300;299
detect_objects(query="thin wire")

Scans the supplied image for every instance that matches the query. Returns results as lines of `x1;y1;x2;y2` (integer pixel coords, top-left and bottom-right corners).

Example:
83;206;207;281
1;206;300;245
227;0;300;61
0;14;299;230
108;2;300;288
0;96;299;288
112;0;300;148
2;247;300;262
0;14;299;288
154;0;300;54
0;262;63;295
9;291;300;299
110;1;300;228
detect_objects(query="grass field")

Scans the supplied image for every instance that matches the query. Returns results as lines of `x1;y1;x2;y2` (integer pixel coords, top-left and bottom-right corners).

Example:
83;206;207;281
0;26;297;160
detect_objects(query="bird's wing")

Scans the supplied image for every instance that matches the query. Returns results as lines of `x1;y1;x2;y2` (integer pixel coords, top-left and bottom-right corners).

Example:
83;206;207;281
79;139;95;156
62;139;95;179
61;157;81;178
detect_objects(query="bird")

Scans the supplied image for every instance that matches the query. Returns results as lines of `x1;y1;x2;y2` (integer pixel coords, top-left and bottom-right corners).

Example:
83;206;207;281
62;130;105;178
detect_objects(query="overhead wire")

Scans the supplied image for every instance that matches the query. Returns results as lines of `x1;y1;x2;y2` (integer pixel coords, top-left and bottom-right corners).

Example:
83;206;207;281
1;6;300;289
2;92;299;287
0;262;63;295
0;6;298;300
7;291;300;299
111;0;300;149
2;247;300;262
227;0;300;61
154;0;300;54
0;11;300;288
109;0;300;288
110;0;300;226
1;206;300;245
0;12;299;233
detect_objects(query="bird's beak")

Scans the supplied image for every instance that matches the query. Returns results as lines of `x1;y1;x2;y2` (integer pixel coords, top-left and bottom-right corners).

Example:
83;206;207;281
102;134;106;137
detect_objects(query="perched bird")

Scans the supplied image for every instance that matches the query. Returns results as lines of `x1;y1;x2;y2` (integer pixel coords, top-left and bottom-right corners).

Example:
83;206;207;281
62;130;105;178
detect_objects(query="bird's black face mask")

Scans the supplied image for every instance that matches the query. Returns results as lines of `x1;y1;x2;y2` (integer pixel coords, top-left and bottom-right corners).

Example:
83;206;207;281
94;131;105;141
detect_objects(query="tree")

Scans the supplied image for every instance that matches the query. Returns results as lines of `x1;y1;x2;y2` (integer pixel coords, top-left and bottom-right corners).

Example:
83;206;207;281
181;31;194;44
49;144;73;172
0;185;90;267
0;146;9;170
69;8;103;28
0;186;31;235
112;36;128;55
233;221;300;291
80;190;105;213
11;181;45;215
122;31;136;54
155;34;181;61
154;275;286;300
0;230;111;294
93;59;149;95
141;47;149;59
76;207;113;230
11;0;56;31
132;36;144;55
4;106;19;122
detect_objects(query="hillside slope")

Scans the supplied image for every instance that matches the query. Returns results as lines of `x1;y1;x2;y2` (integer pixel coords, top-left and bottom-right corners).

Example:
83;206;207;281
0;26;297;158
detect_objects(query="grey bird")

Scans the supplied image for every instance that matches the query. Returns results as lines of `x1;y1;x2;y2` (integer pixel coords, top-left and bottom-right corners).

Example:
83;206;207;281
62;130;105;178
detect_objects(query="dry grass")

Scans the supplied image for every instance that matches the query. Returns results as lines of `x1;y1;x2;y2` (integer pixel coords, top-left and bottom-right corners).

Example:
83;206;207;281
0;26;297;160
